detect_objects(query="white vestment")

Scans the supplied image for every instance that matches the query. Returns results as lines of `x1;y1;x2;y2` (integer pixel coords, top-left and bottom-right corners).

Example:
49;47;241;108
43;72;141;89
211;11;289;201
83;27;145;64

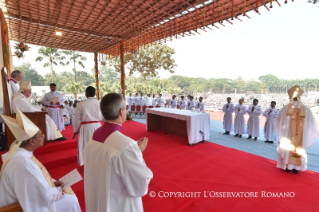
246;105;262;137
188;100;196;110
73;97;103;166
196;102;205;111
42;92;65;132
12;93;62;141
9;79;19;95
179;100;187;109
138;97;145;112
84;132;153;212
156;97;164;107
68;106;75;125
263;107;279;141
62;108;70;125
170;99;177;108
0;148;81;212
152;98;157;107
233;104;247;135
126;96;134;111
275;102;318;171
145;97;151;106
222;103;233;131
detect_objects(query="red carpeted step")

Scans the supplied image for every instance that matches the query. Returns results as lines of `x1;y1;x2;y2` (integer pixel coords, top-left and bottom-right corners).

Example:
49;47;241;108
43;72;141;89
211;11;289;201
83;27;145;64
34;140;77;156
36;148;78;170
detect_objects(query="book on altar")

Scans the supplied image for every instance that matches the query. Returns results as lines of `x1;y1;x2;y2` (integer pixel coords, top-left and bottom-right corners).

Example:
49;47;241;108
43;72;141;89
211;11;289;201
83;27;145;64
59;169;83;190
52;97;59;104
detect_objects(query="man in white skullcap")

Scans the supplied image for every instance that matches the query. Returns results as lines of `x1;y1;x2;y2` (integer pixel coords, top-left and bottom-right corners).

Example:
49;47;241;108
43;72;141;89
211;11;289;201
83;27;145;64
275;85;318;174
12;80;66;141
0;109;81;211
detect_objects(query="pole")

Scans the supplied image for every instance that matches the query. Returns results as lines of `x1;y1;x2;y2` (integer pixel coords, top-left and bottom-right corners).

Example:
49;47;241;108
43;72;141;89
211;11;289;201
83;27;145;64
94;52;100;100
120;40;126;98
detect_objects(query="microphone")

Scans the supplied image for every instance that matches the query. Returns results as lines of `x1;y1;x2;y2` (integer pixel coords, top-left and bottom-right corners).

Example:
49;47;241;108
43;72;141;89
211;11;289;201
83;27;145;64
199;131;205;143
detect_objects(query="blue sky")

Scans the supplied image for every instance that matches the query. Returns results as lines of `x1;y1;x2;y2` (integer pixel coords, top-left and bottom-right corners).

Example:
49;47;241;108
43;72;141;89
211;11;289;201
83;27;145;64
12;0;319;81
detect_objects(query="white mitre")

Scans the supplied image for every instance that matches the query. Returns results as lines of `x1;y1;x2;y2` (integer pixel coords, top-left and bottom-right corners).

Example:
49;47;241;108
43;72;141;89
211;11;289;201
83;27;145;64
0;108;39;178
12;79;32;99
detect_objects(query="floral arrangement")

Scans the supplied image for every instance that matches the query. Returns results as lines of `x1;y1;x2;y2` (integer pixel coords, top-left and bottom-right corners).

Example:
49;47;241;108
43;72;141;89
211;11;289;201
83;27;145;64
15;42;30;52
14;50;24;59
100;61;106;66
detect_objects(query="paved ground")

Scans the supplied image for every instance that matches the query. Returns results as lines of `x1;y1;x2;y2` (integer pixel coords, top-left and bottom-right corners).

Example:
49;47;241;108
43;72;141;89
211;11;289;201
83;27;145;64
133;111;319;173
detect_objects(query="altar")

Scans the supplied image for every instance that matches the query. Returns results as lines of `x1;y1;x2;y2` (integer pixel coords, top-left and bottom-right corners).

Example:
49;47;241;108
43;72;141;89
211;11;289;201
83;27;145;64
146;108;210;145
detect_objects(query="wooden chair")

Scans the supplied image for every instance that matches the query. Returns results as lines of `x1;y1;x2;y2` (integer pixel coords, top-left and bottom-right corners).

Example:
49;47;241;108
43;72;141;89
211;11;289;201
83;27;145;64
0;203;22;212
1;67;48;148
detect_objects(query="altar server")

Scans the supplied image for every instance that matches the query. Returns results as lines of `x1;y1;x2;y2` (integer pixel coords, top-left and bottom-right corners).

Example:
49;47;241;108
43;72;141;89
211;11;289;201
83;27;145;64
12;80;65;141
196;97;205;111
152;94;157;107
156;94;164;107
145;94;152;106
138;93;145;113
222;97;234;135
73;86;103;166
246;99;262;140
61;105;70;125
0;109;81;212
233;98;247;137
84;93;153;212
170;95;177;108
42;83;65;132
68;101;75;125
126;93;134;112
179;96;187;109
275;86;317;174
263;101;279;143
188;96;196;110
9;70;22;95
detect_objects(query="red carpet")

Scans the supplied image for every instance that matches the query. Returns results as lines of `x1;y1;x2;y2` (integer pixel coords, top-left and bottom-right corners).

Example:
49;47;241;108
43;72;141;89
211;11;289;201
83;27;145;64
1;121;319;212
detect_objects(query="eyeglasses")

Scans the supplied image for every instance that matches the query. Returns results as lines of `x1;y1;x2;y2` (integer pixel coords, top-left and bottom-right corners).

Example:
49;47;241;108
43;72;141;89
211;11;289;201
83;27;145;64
35;134;45;140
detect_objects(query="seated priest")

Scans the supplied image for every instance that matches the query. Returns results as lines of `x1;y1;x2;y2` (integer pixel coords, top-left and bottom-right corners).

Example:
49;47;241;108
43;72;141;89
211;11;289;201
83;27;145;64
61;105;71;125
0;109;81;211
12;80;66;141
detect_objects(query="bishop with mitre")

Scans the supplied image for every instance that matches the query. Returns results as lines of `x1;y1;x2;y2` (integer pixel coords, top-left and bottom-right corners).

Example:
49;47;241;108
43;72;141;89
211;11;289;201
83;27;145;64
275;85;318;174
0;109;81;211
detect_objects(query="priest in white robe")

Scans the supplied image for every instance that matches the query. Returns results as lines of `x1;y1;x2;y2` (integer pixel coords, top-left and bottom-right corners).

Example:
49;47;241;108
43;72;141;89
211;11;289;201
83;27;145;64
0;109;81;212
179;96;187;110
263;101;279;143
9;70;22;95
275;86;318;174
195;97;205;112
73;86;103;166
246;99;262;140
169;95;177;108
222;97;233;135
126;93;135;112
68;101;75;125
138;94;145;113
61;105;70;125
156;94;164;107
84;93;153;212
12;80;65;141
152;94;157;107
233;98;247;137
42;83;65;132
188;96;196;110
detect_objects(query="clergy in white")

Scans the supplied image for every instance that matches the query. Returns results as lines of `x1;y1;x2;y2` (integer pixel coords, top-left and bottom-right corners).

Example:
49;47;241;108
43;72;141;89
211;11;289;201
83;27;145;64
222;97;233;135
195;97;205;112
12;80;65;141
170;95;177;108
126;93;134;112
263;101;279;143
61;105;71;125
233;98;247;137
0;109;81;212
84;93;153;212
188;96;196;110
246;99;262;140
156;94;164;107
42;83;65;132
275;86;318;174
9;70;22;95
73;86;103;166
152;94;157;107
68;101;75;125
138;94;145;113
179;96;187;110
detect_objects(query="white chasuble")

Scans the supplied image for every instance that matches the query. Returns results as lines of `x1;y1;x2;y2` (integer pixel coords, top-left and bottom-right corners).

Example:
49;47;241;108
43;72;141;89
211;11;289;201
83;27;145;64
84;131;153;212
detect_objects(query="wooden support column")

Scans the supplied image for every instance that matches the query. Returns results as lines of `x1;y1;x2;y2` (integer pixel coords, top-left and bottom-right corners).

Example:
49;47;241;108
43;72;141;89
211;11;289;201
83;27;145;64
120;40;126;98
94;52;100;100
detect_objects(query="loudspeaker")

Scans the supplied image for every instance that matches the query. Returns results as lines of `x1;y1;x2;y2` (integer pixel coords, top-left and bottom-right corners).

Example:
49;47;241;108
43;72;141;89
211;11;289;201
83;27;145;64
0;124;7;151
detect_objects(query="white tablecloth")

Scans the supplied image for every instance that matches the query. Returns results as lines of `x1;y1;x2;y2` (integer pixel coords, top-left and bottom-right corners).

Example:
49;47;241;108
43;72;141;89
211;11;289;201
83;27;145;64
146;108;210;144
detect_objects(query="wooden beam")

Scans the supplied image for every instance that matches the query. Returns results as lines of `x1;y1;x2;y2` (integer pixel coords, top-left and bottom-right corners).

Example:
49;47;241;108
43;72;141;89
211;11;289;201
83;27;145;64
94;53;100;100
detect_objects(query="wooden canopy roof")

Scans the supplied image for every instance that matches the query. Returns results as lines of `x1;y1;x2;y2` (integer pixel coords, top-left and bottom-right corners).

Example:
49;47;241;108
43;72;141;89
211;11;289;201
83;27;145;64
0;0;278;53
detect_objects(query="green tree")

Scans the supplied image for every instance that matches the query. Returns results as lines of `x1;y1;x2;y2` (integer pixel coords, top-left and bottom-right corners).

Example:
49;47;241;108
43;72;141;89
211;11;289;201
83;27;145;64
63;81;86;99
14;62;45;86
35;47;65;83
62;50;87;81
